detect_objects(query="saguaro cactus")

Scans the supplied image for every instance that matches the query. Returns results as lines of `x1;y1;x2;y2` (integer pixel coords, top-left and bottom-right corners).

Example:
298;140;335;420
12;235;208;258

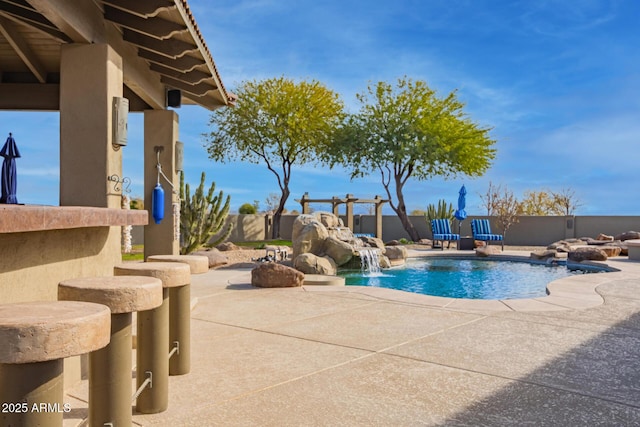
180;172;232;254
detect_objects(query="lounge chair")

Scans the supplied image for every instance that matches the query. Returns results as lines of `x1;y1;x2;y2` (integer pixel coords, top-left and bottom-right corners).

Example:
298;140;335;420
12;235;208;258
430;219;460;250
471;219;504;250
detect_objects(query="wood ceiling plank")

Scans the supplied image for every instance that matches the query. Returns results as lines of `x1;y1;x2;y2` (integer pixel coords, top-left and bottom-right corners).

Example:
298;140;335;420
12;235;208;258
0;15;46;82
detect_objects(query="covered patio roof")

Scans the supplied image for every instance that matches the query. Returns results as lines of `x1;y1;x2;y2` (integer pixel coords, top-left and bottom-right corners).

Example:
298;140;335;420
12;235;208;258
0;0;234;111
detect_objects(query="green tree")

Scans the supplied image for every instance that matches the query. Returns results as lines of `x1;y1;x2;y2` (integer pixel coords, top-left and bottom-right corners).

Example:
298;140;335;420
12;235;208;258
330;78;496;241
180;172;232;254
519;190;555;215
238;203;257;214
205;77;345;238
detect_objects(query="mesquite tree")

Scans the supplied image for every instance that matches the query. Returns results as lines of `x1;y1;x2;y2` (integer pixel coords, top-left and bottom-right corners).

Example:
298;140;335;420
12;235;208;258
205;77;344;238
180;172;232;254
329;78;496;241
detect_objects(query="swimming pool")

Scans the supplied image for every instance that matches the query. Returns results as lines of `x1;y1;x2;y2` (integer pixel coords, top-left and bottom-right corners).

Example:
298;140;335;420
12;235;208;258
339;257;601;300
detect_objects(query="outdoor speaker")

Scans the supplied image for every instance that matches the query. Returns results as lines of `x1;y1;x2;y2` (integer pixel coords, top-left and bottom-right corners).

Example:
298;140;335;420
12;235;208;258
167;89;181;108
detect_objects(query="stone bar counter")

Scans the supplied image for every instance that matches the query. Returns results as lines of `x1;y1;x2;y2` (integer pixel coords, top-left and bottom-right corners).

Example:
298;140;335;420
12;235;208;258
0;204;147;233
0;204;148;319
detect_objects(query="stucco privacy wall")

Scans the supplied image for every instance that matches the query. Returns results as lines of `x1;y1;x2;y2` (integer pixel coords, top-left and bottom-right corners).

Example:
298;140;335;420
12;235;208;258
132;215;639;246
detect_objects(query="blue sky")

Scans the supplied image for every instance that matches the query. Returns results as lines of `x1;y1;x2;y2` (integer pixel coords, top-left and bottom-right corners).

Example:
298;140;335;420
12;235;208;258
3;0;639;215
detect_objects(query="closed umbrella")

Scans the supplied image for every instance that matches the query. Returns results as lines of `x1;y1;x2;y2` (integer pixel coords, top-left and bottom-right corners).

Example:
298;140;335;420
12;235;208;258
453;185;467;234
1;133;21;204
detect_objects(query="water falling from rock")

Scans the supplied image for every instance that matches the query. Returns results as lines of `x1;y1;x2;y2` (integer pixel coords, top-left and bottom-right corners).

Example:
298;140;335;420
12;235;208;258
359;248;381;274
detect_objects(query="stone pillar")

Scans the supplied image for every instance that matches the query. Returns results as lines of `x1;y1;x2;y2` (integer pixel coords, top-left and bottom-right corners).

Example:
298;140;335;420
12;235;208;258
345;194;354;232
60;44;123;208
144;110;180;258
374;195;384;239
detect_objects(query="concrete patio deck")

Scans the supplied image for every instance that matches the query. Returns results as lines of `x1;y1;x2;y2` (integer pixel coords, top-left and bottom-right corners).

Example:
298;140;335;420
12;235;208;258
64;251;640;426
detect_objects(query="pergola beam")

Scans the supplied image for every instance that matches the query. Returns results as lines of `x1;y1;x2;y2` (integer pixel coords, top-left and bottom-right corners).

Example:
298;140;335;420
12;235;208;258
138;49;203;72
0;2;70;42
102;0;175;19
150;62;209;84
104;6;187;40
25;0;106;43
106;24;165;110
0;82;58;109
160;75;216;96
123;29;198;59
0;15;46;83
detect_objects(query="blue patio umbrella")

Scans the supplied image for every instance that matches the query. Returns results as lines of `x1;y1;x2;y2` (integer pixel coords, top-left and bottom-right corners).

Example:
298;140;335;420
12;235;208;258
453;185;467;234
1;133;21;204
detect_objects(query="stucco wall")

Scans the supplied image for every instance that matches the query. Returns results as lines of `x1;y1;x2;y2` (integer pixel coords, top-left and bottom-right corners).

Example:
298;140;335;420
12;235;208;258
131;214;640;246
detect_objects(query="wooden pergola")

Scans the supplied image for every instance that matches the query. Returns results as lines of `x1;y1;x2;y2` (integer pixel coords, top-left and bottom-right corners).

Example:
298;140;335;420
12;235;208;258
296;192;389;239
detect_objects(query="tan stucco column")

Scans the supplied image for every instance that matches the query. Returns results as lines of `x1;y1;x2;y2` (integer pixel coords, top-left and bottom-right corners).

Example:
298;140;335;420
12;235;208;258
60;44;123;208
144;110;180;258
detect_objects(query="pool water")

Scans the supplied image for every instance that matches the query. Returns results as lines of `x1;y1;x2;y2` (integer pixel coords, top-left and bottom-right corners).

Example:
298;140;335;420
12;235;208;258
339;257;592;300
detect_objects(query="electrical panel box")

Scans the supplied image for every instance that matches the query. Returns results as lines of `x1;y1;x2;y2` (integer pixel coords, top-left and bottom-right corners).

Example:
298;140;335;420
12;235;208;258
112;97;129;148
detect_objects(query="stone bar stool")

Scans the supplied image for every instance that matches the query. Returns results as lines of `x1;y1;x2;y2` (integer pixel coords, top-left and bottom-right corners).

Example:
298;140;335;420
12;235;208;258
113;262;190;414
58;276;163;427
146;254;208;375
0;301;110;427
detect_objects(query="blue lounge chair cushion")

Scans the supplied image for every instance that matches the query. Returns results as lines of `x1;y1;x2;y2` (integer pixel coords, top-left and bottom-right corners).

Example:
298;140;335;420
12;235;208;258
430;219;460;241
474;233;503;241
471;219;503;241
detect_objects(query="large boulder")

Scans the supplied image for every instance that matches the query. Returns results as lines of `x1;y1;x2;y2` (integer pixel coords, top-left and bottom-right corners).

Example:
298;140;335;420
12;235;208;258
359;236;385;250
384;245;408;261
293;253;337;275
596;233;614;241
476;246;501;257
615;231;640;241
193;248;229;268
291;214;318;241
598;245;622;258
568;247;608;262
251;263;304;288
530;249;558;261
217;242;240;251
323;237;354;266
547;239;587;253
379;255;392;269
292;221;329;259
316;211;341;228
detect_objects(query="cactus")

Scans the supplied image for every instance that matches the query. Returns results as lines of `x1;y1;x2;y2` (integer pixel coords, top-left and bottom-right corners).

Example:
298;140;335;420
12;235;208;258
425;199;454;221
180;171;233;254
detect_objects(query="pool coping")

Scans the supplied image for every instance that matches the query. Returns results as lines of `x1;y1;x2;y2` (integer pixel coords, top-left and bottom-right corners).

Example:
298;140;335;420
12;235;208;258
303;250;639;312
